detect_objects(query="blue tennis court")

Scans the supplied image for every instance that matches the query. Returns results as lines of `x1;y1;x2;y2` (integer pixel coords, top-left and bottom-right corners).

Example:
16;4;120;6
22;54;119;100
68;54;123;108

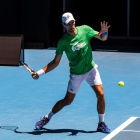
0;49;140;140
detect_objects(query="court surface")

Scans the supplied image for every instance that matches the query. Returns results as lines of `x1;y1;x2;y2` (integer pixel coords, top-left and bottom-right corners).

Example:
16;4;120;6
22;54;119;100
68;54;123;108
0;49;140;140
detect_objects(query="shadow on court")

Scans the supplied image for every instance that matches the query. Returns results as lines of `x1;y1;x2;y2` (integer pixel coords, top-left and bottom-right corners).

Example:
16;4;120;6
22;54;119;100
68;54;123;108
16;128;98;136
1;126;98;136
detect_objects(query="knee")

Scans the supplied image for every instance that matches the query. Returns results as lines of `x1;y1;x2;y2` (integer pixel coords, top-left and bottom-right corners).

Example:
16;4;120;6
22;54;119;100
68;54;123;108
96;91;104;100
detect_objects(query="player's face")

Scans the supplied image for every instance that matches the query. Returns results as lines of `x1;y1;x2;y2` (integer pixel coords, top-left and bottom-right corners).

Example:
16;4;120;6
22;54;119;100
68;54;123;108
63;20;76;33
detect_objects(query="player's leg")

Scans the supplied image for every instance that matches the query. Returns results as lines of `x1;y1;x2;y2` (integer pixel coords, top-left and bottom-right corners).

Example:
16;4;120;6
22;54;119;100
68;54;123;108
86;65;111;133
92;85;110;133
35;91;76;130
92;84;105;115
52;91;76;113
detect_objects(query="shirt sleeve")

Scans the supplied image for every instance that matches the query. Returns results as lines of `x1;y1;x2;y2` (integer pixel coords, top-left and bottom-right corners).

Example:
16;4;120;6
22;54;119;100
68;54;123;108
55;40;64;55
84;25;98;39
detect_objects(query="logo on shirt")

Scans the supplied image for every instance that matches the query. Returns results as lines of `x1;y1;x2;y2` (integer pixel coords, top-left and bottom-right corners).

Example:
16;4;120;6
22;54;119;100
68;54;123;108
72;42;86;52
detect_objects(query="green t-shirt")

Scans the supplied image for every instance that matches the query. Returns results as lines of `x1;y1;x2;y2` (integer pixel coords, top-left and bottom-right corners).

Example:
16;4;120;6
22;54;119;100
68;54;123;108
56;25;98;75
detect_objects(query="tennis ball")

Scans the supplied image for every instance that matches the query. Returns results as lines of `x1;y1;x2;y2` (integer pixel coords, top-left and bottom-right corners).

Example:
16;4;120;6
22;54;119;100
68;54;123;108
118;81;124;87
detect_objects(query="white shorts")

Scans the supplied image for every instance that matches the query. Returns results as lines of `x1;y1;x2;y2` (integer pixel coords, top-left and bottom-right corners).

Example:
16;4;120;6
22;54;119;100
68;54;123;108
67;64;102;94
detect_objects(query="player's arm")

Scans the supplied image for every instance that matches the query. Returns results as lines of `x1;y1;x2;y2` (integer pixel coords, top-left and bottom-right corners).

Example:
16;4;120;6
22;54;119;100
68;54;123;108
94;21;110;41
43;54;62;73
32;54;62;79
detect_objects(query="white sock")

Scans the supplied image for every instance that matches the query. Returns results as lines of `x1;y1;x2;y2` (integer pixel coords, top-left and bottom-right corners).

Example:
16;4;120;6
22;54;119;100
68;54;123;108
99;114;105;123
45;110;54;120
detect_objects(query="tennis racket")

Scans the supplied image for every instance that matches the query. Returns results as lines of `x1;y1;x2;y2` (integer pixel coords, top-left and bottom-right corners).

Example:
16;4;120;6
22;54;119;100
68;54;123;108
20;61;35;74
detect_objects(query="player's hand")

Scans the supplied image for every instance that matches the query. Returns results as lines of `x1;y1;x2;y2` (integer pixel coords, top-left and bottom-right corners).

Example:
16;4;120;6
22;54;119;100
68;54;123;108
32;72;39;80
99;21;111;35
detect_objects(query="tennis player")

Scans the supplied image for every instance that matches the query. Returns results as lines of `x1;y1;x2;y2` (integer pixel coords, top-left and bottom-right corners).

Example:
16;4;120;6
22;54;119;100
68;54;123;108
32;12;111;133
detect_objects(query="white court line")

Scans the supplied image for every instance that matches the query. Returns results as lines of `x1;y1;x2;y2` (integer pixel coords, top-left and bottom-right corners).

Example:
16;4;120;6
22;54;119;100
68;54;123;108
122;130;140;133
129;106;140;111
102;117;138;140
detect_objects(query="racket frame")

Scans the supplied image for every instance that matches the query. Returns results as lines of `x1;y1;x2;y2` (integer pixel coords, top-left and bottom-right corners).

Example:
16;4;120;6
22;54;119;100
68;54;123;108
20;61;35;74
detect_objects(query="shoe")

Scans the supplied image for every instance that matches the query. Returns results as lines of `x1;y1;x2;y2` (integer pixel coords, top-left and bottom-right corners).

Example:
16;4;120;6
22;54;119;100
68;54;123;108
35;116;49;130
97;122;111;133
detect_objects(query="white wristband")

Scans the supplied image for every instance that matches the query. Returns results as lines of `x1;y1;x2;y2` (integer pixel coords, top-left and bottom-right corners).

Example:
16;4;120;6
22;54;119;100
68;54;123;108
36;69;45;77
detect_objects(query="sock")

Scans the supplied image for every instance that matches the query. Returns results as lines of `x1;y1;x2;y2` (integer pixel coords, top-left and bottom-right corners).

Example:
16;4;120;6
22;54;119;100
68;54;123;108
98;114;105;123
45;110;54;121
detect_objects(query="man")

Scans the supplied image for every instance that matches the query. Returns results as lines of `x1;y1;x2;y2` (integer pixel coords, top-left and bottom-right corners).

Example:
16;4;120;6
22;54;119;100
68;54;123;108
32;12;111;133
